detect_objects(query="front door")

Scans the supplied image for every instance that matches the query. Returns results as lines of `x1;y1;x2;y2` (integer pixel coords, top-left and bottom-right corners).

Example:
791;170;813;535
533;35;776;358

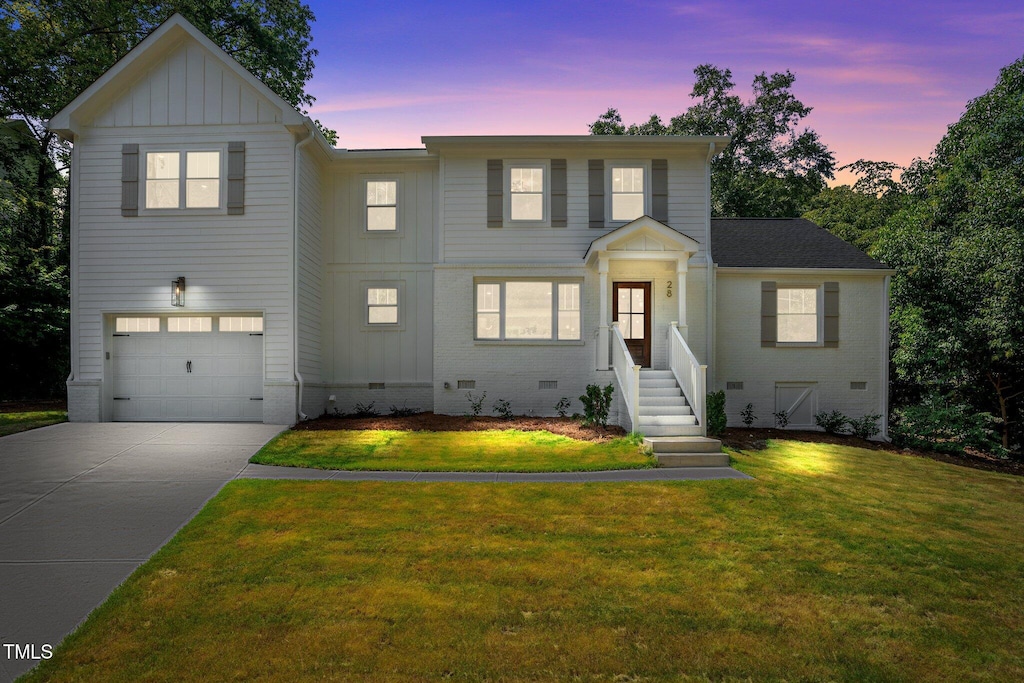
612;282;652;367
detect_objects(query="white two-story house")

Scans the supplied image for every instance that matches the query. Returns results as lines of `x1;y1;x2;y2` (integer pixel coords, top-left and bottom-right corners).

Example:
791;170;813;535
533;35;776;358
48;15;892;437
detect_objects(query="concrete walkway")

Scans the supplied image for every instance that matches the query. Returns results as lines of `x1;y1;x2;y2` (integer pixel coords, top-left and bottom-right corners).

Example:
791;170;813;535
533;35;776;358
0;422;287;682
1;423;749;681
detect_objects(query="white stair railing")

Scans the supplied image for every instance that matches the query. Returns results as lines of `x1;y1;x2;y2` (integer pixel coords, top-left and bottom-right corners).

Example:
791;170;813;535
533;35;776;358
610;322;641;432
669;322;707;436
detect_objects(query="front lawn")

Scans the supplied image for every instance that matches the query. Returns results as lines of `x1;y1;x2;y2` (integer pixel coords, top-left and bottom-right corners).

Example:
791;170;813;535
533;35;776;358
250;428;654;471
26;440;1024;681
0;409;67;437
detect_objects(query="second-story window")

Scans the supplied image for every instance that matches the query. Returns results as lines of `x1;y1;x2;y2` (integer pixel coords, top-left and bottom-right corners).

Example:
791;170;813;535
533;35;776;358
509;166;544;221
366;180;398;231
611;166;645;221
145;151;221;209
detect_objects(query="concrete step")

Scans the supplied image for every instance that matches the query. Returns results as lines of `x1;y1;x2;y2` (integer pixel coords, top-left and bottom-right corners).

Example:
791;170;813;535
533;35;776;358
638;387;682;397
639;378;678;389
641;424;704;437
639;396;688;407
644;436;723;454
656;452;731;468
638;415;698;427
639;370;674;379
639;404;692;416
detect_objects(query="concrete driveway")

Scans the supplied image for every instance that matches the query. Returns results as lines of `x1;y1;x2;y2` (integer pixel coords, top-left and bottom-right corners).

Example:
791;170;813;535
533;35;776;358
0;422;286;682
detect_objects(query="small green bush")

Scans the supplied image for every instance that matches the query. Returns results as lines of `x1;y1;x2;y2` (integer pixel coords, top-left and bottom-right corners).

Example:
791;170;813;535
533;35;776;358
466;391;486;417
774;410;790;428
554;397;572;418
814;410;849;435
848;413;882;440
580;383;614;428
891;394;1003;455
492;398;513;420
389;402;417;417
352;401;378;417
740;403;756;428
706;390;727;436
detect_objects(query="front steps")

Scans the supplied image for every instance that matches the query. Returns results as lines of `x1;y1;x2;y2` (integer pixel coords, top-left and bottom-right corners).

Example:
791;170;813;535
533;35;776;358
644;436;730;468
636;370;701;437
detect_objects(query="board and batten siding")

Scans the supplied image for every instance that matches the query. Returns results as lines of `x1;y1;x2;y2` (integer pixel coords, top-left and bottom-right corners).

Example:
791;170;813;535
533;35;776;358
89;41;284;128
440;151;708;263
296;145;324;384
73;125;296;388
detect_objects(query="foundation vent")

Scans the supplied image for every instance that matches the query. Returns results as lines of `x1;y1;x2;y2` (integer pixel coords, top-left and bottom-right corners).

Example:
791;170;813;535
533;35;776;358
850;381;867;390
538;380;558;390
368;382;385;390
457;380;476;389
726;381;744;390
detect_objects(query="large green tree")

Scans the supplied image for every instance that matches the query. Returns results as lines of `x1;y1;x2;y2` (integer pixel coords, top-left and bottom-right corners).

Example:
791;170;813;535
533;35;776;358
803;159;906;252
589;65;835;217
874;55;1024;452
0;0;332;399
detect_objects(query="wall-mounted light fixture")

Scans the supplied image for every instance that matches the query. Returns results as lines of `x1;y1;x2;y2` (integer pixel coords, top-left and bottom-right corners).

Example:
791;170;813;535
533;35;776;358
171;277;186;307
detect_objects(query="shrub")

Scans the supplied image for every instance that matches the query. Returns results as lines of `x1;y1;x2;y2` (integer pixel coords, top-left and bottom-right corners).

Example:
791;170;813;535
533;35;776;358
554;397;572;418
848;413;882;440
773;410;790;428
579;383;614;428
706;390;727;436
740;402;756;428
814;409;849;435
351;401;378;417
388;402;417;418
891;394;1003;455
466;391;486;417
492;398;513;420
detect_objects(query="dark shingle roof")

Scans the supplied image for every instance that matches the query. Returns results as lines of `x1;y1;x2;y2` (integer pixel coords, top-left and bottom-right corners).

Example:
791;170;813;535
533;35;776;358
710;218;889;269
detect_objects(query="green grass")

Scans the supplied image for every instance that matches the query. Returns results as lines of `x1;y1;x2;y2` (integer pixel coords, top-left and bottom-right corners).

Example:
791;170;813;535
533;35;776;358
250;428;654;471
25;440;1024;681
0;409;67;437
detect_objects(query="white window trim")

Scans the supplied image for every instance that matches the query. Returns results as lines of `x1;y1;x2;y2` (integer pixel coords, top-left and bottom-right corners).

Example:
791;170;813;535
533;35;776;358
474;279;582;343
605;160;652;225
361;280;405;330
362;175;402;234
138;144;228;216
776;284;824;347
503;159;550;227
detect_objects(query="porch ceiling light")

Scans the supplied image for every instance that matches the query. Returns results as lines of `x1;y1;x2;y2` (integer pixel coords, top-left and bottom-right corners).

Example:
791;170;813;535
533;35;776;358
171;277;186;307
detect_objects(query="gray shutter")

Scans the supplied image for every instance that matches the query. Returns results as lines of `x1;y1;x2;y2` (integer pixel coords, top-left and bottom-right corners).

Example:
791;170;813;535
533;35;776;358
487;159;503;228
652;159;668;222
761;281;777;347
824;281;839;347
588;159;604;228
551;159;567;227
227;141;245;215
121;144;139;217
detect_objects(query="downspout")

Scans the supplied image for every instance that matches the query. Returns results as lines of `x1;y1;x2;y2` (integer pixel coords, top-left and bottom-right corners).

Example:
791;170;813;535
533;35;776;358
704;142;716;390
881;274;892;440
293;127;315;421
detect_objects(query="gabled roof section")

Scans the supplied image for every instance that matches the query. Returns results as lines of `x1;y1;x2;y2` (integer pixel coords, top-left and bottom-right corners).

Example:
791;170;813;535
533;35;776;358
585;216;701;265
711;218;890;270
48;13;304;137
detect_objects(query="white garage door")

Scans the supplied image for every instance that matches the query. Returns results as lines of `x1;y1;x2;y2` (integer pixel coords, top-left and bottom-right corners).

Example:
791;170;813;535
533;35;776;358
112;315;264;421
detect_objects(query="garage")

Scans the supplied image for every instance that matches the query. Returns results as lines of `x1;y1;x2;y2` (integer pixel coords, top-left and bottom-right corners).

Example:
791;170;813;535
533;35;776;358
111;315;264;421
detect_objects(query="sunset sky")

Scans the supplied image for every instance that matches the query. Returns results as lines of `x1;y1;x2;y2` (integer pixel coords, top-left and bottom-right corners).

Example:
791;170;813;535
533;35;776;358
304;1;1023;185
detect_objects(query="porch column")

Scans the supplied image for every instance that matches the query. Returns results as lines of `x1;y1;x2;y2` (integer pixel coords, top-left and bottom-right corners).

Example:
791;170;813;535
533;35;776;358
677;256;688;340
597;257;609;370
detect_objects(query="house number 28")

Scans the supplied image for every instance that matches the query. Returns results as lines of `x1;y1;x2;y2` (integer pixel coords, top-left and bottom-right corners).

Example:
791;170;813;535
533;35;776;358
667;281;673;298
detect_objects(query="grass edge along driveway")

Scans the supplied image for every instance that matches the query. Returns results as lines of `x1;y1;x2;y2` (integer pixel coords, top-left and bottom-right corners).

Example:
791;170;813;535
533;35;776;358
0;409;67;437
24;439;1024;682
250;428;656;472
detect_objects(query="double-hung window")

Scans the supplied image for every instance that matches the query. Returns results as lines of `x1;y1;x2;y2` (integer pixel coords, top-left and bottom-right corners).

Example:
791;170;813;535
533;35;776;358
366;180;398;231
504;161;549;225
777;287;819;343
610;165;646;221
475;281;581;341
367;287;399;325
145;151;222;209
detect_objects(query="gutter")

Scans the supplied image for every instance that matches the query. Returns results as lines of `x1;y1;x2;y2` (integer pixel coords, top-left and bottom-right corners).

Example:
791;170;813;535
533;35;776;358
293;127;315;421
705;142;716;389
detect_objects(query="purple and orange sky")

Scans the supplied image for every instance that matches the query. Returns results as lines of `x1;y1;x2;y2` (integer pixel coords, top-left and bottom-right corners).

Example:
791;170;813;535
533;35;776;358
304;1;1023;185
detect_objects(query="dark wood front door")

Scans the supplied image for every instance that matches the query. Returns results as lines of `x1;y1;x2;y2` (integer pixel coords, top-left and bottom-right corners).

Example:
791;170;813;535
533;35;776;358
612;282;652;367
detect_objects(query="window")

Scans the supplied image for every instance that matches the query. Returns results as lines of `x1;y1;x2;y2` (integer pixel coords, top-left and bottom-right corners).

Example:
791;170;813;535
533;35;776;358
115;317;160;333
611;166;645;221
145;151;221;209
504;162;549;224
367;287;399;324
167;317;212;332
366;180;398;231
219;317;263;332
475;281;581;341
777;288;818;343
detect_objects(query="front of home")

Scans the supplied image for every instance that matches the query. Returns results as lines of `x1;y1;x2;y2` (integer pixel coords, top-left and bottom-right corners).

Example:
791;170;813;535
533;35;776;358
48;15;892;437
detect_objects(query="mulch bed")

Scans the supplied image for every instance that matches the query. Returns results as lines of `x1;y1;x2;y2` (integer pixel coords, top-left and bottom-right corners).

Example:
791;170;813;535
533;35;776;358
295;412;626;442
721;427;1024;477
